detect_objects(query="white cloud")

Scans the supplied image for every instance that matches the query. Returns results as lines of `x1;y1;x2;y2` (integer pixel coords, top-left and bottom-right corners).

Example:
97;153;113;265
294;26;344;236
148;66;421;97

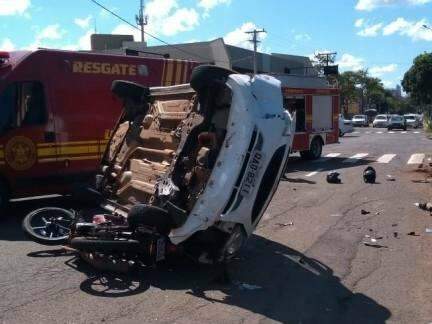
355;0;431;11
355;18;365;27
37;24;64;41
74;15;92;29
382;79;396;88
369;63;398;76
0;0;30;15
383;17;432;41
294;33;311;41
0;38;15;51
336;54;365;71
198;0;231;11
112;0;199;40
112;24;142;40
77;30;92;50
357;23;383;37
224;22;267;50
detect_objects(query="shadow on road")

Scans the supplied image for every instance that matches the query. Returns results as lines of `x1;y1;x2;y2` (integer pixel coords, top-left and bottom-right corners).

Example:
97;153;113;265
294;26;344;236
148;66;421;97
31;234;391;323
286;156;373;174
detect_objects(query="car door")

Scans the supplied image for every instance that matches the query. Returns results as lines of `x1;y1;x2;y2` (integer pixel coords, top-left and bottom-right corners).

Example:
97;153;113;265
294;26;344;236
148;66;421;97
0;80;61;196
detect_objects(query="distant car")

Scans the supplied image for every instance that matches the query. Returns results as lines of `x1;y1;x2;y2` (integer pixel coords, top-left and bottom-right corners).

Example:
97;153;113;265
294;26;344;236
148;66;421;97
404;114;420;128
339;115;353;137
372;114;389;128
352;114;368;127
388;115;407;130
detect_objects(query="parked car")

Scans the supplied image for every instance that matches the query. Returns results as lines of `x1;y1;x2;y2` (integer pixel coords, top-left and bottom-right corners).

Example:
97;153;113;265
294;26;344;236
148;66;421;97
372;114;389;128
404;114;420;128
339;114;353;136
352;114;368;127
388;115;407;130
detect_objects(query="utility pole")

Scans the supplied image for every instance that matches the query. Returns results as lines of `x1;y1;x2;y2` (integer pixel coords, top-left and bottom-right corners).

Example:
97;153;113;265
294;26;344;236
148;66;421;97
135;0;148;43
246;28;266;75
316;52;337;67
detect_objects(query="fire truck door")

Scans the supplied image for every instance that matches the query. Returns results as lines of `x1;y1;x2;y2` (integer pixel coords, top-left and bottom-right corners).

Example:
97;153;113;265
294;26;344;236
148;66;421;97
0;81;60;189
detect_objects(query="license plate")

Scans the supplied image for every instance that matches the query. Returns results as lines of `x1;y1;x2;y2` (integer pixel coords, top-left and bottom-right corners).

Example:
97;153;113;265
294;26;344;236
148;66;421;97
240;150;264;197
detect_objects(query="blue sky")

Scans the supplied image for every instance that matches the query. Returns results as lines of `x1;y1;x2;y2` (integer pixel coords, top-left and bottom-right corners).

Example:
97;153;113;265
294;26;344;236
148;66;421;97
1;0;432;88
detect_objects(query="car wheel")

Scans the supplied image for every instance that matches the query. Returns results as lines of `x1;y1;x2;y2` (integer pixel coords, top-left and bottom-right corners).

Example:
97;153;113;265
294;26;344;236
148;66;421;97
190;65;234;92
300;137;322;160
0;180;10;218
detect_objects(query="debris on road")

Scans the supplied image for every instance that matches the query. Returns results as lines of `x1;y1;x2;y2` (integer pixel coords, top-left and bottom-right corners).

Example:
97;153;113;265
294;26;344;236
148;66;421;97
363;166;377;184
386;175;396;181
363;242;388;249
414;202;432;212
425;228;432;234
407;232;420;236
233;281;262;291
276;222;294;227
326;171;341;184
361;209;371;215
393;232;399;238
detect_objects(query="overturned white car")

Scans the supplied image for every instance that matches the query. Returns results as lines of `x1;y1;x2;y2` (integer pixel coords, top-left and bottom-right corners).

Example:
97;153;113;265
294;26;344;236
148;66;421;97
23;66;294;267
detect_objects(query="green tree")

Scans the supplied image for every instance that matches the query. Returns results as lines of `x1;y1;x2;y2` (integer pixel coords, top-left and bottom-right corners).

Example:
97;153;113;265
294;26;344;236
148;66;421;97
402;52;432;115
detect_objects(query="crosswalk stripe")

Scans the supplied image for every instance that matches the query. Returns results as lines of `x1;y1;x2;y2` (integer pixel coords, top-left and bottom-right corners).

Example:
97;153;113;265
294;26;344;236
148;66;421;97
306;169;323;177
377;131;383;134
343;153;368;163
414;131;420;134
388;131;395;134
325;153;341;158
407;153;425;165
377;154;396;164
401;131;407;134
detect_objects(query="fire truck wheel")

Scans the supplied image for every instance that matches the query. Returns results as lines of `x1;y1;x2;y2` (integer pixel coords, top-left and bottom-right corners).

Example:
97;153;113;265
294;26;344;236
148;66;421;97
0;181;10;216
300;138;322;160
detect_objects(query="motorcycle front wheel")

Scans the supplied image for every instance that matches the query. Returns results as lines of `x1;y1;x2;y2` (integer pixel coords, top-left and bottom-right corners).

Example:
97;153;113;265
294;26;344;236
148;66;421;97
22;207;75;245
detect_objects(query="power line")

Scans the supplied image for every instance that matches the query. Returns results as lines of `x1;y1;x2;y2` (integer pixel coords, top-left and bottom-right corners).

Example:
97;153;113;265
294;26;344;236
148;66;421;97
89;0;215;63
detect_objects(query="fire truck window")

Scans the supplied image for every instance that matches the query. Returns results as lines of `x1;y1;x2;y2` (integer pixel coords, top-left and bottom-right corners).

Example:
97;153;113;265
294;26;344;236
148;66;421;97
18;82;47;127
284;98;305;132
0;84;17;133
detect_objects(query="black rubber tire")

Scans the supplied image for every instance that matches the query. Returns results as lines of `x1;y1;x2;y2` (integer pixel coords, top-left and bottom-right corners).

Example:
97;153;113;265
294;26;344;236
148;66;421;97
70;237;144;253
0;180;10;218
190;65;234;92
300;138;323;160
22;207;75;245
111;80;150;103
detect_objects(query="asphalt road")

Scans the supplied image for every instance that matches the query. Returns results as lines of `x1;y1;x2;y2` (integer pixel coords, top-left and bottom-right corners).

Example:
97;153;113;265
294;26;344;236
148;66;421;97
1;127;431;324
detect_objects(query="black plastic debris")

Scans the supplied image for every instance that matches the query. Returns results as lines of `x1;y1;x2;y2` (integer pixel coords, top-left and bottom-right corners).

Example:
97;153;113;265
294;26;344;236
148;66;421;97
363;243;388;248
361;209;371;215
386;175;396;181
407;232;420;236
415;202;432;212
363;166;376;184
326;171;341;184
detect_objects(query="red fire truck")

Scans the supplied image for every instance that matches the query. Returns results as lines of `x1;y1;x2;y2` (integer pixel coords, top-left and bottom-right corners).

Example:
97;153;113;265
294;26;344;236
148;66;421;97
278;75;339;159
0;49;197;209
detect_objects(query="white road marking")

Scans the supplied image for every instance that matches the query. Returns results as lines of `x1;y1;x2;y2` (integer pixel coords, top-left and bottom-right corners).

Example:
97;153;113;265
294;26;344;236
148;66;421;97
353;131;360;134
343;153;369;163
366;131;371;134
377;154;396;164
407;153;425;165
401;131;407;134
414;131;420;134
388;131;395;134
306;169;323;177
377;131;383;134
311;153;341;163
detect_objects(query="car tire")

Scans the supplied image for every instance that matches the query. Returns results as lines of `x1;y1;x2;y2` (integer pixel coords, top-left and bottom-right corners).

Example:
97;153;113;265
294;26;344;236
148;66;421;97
0;180;10;218
300;137;322;160
190;65;234;92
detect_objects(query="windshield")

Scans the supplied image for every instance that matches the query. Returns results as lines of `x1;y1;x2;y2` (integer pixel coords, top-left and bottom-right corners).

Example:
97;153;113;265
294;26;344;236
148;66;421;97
391;116;403;122
0;83;16;133
375;115;387;120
